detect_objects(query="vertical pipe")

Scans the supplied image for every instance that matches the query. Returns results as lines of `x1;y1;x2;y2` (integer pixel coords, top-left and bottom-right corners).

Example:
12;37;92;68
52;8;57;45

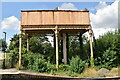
89;30;94;67
19;31;22;67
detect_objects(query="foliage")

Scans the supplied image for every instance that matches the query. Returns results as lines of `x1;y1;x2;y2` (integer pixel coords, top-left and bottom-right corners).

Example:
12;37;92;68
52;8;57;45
69;56;85;73
59;64;69;71
95;48;118;70
94;30;120;69
8;34;55;65
0;39;7;52
8;29;120;76
32;57;48;72
9;48;19;67
22;50;56;72
29;36;53;54
68;71;78;77
9;34;27;51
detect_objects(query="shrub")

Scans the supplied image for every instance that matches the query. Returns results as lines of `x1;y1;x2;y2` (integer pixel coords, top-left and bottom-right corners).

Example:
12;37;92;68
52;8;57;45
68;71;78;77
46;62;56;73
22;51;49;72
95;48;118;70
59;64;69;71
22;51;56;73
69;56;85;73
9;48;19;66
32;57;48;72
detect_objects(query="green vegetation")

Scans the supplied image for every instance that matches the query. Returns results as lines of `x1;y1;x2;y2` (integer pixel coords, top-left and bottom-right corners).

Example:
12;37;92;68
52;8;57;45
94;30;120;70
0;39;7;52
1;29;119;77
69;56;85;73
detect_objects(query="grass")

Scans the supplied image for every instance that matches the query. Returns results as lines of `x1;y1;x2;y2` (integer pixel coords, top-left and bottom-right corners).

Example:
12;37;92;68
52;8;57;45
51;70;69;76
51;66;119;77
104;67;119;77
19;66;120;77
79;67;99;77
47;67;99;77
49;70;80;77
13;63;120;78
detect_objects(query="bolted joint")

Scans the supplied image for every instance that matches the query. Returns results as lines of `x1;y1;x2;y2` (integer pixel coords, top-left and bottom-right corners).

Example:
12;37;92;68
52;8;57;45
19;34;22;38
55;30;59;37
89;29;92;34
89;30;93;37
19;31;23;38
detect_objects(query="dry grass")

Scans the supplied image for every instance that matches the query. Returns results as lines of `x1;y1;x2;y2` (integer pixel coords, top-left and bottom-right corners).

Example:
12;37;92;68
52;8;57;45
80;67;99;77
105;67;119;77
104;72;118;77
111;67;119;72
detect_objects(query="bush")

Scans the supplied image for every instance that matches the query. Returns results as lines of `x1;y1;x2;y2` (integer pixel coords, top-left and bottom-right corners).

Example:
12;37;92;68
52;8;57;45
69;56;85;73
95;48;118;70
22;51;56;73
32;57;48;72
59;64;69;71
22;51;48;72
9;48;19;65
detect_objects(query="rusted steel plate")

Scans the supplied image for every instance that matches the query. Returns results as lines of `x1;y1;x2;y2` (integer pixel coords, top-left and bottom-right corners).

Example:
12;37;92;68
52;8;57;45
21;10;90;26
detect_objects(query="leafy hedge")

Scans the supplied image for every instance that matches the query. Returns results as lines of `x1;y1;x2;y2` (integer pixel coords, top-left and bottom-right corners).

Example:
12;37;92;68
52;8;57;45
22;49;56;72
69;56;85;73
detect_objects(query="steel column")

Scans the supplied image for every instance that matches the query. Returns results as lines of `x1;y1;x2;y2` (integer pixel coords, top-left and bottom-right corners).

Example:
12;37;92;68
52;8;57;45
19;31;22;67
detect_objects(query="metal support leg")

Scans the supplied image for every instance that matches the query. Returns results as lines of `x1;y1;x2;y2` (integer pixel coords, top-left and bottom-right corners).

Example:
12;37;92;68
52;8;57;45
89;30;94;67
55;30;59;70
19;31;22;67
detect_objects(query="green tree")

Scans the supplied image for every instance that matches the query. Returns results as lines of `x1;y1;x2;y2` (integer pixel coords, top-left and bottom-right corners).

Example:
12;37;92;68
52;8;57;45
94;30;120;69
9;34;55;65
0;39;7;52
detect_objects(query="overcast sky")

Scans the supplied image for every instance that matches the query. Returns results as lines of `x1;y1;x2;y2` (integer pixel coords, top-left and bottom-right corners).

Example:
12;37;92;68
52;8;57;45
0;0;119;45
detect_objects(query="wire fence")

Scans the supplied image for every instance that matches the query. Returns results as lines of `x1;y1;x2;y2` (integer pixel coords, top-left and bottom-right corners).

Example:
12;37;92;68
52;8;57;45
0;53;12;69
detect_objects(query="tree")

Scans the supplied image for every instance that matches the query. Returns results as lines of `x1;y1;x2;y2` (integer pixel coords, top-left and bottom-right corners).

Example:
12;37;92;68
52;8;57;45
94;30;120;69
0;39;7;52
29;36;54;63
9;34;55;64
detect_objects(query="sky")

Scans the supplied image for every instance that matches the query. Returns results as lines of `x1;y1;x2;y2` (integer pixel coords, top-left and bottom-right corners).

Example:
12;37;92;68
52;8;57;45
0;0;119;46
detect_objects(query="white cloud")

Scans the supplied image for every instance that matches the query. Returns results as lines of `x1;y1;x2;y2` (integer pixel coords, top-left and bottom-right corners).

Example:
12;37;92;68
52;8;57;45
95;1;108;10
92;28;116;39
90;1;118;29
90;1;118;38
58;3;78;10
1;16;20;30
